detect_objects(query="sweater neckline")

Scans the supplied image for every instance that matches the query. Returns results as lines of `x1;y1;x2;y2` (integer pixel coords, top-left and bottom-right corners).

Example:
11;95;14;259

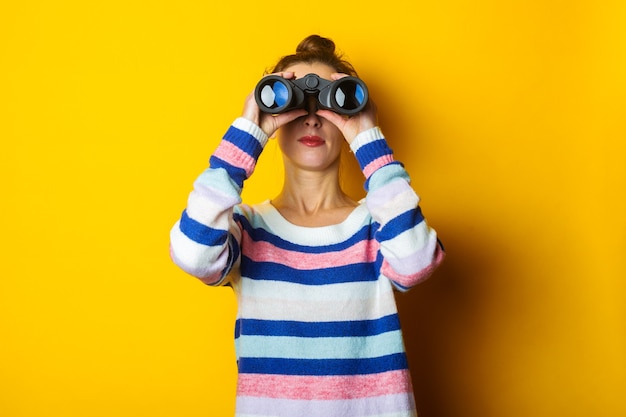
255;200;369;246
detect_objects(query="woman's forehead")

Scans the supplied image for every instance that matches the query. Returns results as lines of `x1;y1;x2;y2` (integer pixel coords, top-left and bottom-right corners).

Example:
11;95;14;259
284;62;335;80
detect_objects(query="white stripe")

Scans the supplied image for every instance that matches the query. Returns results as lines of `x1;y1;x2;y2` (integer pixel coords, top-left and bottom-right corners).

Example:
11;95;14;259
237;279;398;322
384;229;439;276
380;222;434;259
186;189;235;228
251;201;371;246
238;413;415;417
189;178;241;212
169;222;228;278
195;167;243;197
367;180;419;216
236;394;416;417
239;277;393;302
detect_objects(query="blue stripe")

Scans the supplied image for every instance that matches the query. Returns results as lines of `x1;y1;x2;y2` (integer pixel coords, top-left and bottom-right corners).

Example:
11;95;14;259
391;281;410;292
223;125;264;159
208;156;248;189
236;314;401;338
179;210;228;246
235;319;241;339
222;235;240;278
235;214;374;253
354;139;394;171
241;257;376;285
377;207;425;242
238;352;408;376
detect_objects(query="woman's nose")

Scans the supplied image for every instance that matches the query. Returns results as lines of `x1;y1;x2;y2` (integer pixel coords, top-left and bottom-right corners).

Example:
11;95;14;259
303;97;321;127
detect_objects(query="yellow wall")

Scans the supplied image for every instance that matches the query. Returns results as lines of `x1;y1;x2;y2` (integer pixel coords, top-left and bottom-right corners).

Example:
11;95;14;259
2;1;624;416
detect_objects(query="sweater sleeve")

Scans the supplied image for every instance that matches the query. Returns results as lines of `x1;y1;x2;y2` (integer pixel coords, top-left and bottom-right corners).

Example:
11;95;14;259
350;127;445;291
169;118;269;285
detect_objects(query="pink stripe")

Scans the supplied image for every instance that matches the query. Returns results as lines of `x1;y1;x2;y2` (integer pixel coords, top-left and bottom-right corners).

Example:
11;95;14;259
237;370;413;400
382;244;446;289
241;231;379;269
363;154;395;178
213;141;256;177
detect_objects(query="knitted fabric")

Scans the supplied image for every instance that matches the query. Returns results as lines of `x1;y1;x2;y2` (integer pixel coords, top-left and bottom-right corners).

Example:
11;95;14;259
170;118;445;417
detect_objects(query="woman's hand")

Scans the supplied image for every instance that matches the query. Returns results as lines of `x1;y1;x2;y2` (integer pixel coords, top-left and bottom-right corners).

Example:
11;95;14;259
316;73;379;145
241;71;307;138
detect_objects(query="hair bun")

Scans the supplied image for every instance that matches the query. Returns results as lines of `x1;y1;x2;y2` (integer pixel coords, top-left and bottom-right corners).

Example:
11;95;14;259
296;35;336;55
270;34;357;76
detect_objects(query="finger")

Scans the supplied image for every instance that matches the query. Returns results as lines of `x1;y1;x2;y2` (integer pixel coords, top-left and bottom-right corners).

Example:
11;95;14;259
270;71;295;79
316;108;354;120
315;109;346;126
277;109;307;124
259;71;295;81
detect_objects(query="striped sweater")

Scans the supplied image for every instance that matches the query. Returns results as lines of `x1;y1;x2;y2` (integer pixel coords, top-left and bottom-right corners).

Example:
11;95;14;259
170;117;445;417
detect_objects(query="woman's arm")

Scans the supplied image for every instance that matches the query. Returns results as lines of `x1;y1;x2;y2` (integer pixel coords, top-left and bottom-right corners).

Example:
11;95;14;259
351;127;445;291
169;118;269;285
169;76;306;285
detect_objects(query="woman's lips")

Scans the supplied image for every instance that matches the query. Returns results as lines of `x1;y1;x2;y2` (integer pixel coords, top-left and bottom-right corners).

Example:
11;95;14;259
298;135;325;147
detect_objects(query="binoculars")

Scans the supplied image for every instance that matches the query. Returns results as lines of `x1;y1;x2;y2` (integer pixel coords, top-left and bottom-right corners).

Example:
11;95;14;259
254;73;368;116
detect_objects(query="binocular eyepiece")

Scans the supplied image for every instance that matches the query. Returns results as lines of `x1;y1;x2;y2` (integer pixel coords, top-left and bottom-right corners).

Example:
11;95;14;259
254;73;368;116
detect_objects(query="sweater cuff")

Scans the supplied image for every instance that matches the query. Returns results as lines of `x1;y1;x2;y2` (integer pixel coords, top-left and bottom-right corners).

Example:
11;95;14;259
350;127;396;180
232;117;269;148
208;118;268;190
349;126;385;153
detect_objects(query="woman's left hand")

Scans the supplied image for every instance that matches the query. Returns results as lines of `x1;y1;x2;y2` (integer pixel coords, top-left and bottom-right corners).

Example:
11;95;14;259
316;73;379;145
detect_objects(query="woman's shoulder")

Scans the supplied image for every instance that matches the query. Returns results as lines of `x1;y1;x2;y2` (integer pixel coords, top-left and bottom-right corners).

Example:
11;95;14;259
233;201;275;227
234;200;270;216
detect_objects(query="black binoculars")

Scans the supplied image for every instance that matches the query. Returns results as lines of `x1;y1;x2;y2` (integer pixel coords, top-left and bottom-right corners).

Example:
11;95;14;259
254;73;368;116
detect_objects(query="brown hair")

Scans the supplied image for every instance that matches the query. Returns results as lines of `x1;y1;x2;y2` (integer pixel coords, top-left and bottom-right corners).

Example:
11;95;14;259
269;35;358;76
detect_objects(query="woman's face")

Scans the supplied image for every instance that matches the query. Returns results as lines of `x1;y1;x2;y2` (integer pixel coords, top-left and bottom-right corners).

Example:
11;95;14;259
277;62;346;174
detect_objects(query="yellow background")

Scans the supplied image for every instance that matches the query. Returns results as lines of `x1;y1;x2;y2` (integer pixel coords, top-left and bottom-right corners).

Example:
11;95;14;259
2;1;625;416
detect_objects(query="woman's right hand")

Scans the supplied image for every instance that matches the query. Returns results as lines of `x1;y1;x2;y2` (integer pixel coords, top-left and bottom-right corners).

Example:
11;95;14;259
241;72;307;138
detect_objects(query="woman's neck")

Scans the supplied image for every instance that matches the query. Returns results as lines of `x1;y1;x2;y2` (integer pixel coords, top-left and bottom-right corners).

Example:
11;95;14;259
271;166;358;227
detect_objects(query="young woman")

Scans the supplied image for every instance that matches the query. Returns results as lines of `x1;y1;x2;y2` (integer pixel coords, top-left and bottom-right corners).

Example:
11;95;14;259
170;34;445;417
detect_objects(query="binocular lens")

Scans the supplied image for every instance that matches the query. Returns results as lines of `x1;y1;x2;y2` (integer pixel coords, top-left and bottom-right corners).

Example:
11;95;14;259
255;73;368;115
335;82;366;111
259;80;289;110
